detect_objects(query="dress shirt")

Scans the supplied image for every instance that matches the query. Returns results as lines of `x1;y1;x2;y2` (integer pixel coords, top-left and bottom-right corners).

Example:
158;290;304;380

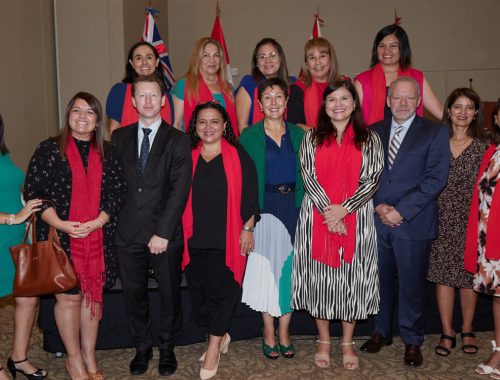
137;117;162;157
389;113;416;145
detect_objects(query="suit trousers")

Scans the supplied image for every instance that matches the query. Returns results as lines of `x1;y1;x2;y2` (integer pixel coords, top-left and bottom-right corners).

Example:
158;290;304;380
185;248;241;337
117;243;182;352
374;233;431;346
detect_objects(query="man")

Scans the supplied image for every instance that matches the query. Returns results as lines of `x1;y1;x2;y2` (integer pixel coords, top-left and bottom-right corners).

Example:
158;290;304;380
112;74;192;376
360;77;449;367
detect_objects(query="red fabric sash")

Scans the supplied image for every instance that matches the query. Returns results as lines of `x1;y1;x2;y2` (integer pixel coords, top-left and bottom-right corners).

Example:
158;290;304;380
66;135;104;318
357;63;424;125
184;76;239;137
181;139;246;284
251;86;265;125
464;144;500;272
311;125;362;268
295;79;327;128
121;83;172;127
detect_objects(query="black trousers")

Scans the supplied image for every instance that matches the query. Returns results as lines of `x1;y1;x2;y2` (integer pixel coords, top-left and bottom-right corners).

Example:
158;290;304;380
185;248;241;337
117;243;182;352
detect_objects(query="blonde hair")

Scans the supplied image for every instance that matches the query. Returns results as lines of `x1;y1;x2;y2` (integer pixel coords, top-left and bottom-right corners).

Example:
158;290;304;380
300;37;340;87
184;37;233;102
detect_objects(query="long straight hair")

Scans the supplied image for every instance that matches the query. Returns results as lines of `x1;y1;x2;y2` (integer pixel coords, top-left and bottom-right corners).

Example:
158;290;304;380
300;37;340;88
0;113;9;155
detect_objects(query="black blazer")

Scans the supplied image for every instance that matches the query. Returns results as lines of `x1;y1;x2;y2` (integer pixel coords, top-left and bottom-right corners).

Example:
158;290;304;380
371;116;450;240
111;121;192;246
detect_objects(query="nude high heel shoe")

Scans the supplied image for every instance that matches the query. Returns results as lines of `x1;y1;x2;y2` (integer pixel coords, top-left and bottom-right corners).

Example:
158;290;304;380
199;333;231;362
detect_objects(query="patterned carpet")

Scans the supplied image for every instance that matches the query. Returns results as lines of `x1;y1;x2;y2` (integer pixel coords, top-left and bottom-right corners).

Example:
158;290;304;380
0;296;492;379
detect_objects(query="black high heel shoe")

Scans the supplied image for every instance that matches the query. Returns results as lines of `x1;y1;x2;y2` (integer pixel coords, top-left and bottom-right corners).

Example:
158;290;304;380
7;358;47;380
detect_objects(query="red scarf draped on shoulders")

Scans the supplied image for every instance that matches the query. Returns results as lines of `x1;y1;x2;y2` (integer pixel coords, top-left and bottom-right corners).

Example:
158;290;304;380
464;144;500;273
357;63;424;125
184;76;239;137
121;83;172;127
251;85;265;125
181;139;246;285
311;125;362;268
66;135;104;318
295;79;328;128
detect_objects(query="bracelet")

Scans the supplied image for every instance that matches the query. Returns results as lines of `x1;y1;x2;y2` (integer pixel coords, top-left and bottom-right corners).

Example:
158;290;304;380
96;218;104;228
242;225;254;232
6;214;15;225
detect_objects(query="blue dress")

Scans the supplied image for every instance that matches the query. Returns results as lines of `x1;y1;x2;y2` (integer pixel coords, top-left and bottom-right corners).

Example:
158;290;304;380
0;154;25;297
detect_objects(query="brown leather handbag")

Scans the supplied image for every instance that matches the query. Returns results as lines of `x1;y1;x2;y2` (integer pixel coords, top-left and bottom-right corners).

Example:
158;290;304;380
9;214;78;297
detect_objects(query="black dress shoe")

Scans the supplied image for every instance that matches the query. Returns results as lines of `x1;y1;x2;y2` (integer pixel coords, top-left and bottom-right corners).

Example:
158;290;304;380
130;348;153;375
158;349;177;377
360;333;393;353
404;345;423;367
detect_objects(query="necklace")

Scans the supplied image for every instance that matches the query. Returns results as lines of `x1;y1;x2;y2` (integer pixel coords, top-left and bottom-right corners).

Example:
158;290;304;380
203;76;218;85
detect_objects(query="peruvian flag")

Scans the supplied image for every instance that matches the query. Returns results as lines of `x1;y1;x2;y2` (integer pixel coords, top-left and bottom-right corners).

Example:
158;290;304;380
311;13;323;38
210;4;234;86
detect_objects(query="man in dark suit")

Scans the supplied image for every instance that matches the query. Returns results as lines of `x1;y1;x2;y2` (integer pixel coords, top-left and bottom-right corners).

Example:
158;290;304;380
360;77;449;367
111;74;192;376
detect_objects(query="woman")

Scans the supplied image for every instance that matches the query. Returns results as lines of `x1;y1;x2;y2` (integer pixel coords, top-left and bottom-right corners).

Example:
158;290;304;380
24;93;126;380
354;24;443;125
291;78;384;370
427;88;489;357
466;98;500;379
106;41;173;134
182;102;259;379
172;38;237;135
240;78;304;359
0;113;44;380
287;37;340;130
235;38;295;131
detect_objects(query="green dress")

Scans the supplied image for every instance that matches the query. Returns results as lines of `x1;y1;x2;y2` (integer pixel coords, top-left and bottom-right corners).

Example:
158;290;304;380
0;154;25;297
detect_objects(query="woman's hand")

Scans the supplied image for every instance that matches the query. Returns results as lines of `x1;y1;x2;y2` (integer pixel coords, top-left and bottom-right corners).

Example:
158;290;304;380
323;204;348;225
327;219;347;235
56;220;87;238
240;230;254;256
71;219;102;238
14;199;43;224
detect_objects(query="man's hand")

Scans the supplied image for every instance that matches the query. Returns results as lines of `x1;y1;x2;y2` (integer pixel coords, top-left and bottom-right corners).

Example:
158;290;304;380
148;235;169;254
375;204;403;227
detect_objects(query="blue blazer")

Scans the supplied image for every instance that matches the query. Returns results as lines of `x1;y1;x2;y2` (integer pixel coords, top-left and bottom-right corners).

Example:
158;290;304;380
371;116;450;240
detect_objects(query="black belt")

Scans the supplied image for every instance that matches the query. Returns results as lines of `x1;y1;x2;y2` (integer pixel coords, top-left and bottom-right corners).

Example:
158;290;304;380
265;183;295;194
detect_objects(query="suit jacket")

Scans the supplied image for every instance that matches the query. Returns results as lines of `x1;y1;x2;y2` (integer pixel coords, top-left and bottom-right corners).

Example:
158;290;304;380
371;116;450;240
111;120;192;247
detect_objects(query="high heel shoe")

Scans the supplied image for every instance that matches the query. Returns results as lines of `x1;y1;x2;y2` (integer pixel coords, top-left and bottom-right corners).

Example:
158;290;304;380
199;333;231;362
87;368;104;380
340;341;359;370
199;351;221;380
314;339;331;368
7;358;47;380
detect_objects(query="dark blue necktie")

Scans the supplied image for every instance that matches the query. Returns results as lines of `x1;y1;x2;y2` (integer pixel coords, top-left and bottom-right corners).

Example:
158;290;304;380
138;128;152;175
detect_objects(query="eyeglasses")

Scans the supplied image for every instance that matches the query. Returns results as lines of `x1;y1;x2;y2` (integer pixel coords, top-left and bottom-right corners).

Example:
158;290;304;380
257;51;279;61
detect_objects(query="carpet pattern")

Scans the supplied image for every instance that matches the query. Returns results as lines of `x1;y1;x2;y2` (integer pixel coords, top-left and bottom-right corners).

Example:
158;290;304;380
0;296;492;379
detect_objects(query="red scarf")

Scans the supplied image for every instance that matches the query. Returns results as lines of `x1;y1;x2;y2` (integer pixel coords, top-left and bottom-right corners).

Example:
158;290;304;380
464;144;500;273
184;76;239;137
295;79;328;128
251;86;265;125
121;83;172;127
311;125;362;268
181;139;246;285
66;135;104;318
357;63;424;125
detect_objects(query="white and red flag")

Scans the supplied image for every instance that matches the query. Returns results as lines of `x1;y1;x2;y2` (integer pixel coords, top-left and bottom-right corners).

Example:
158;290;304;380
210;2;234;86
142;7;175;91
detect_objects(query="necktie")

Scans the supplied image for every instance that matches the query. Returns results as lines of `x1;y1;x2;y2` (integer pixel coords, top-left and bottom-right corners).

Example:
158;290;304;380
138;128;152;175
388;125;404;169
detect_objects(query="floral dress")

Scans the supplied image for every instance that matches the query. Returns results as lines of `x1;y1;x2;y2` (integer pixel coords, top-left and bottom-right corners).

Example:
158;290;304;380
473;145;500;296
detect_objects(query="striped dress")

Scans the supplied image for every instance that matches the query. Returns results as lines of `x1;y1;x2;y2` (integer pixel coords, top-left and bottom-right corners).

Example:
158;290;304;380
291;130;384;320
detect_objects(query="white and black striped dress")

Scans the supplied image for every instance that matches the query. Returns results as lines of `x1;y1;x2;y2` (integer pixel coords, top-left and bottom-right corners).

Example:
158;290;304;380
291;130;384;320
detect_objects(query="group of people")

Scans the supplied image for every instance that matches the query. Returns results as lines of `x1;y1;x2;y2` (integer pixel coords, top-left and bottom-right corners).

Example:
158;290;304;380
1;22;500;380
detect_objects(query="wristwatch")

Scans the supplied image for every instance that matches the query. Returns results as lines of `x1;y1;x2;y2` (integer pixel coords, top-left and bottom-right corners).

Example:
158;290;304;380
242;225;254;232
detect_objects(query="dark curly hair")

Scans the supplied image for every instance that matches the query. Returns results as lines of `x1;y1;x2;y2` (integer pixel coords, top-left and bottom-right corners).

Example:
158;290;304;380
491;97;500;145
312;78;368;149
187;101;240;149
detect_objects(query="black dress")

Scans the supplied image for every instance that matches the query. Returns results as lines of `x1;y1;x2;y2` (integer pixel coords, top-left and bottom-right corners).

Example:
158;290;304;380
24;138;127;289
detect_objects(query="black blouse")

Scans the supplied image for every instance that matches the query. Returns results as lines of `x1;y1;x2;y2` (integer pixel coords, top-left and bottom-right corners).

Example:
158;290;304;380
24;137;127;288
189;146;260;250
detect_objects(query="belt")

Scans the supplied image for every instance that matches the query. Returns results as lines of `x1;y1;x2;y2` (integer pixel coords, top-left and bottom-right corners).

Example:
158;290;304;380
265;183;295;194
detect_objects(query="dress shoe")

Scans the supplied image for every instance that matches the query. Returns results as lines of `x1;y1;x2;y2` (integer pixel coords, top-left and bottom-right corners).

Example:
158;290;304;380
129;348;153;375
360;333;393;353
158;349;177;377
404;345;423;367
